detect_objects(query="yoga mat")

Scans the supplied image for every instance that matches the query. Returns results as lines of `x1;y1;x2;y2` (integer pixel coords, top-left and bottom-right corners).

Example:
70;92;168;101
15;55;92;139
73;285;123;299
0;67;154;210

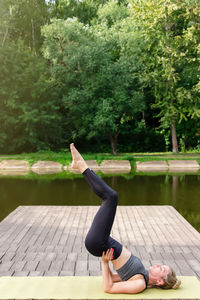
0;276;199;299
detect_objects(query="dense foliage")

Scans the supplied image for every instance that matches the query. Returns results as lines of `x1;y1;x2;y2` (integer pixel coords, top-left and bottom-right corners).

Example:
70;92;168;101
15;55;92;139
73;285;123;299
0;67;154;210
0;0;199;154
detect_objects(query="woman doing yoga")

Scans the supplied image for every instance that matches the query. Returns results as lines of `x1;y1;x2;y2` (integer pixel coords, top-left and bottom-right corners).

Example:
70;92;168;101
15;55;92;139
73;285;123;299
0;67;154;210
70;143;181;294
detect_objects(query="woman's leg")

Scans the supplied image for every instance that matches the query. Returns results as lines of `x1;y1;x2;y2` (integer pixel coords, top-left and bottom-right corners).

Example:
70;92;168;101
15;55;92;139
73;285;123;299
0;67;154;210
83;168;122;259
70;143;122;259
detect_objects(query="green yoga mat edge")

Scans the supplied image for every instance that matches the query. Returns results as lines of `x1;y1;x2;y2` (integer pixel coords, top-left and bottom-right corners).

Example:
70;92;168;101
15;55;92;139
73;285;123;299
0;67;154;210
0;276;199;299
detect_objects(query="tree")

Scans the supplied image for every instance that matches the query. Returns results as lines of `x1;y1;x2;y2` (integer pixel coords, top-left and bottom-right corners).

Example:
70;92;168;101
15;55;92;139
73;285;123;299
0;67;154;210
41;4;145;154
48;0;103;25
0;0;49;53
130;0;200;153
48;0;128;25
0;40;61;153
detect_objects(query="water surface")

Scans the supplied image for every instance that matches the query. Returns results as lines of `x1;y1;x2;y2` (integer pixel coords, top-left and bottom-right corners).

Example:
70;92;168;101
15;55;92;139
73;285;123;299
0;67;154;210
0;174;199;232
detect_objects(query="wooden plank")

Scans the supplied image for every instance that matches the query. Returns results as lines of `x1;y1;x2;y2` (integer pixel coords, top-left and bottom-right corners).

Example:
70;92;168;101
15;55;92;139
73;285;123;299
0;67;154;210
0;205;200;281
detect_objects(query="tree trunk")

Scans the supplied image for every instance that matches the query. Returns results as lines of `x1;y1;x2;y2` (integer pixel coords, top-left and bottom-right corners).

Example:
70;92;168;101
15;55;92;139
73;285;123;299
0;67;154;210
142;111;146;127
164;2;178;154
31;18;35;53
2;27;8;47
172;175;178;205
109;131;118;155
183;137;186;152
171;116;178;153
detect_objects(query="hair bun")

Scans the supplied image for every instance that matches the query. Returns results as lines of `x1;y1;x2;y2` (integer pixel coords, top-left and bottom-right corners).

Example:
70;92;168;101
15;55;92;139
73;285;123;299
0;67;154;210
172;279;181;289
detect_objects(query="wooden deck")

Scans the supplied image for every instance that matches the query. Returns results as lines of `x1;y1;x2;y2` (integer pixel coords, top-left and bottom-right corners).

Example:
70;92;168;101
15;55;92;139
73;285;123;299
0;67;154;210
0;205;200;281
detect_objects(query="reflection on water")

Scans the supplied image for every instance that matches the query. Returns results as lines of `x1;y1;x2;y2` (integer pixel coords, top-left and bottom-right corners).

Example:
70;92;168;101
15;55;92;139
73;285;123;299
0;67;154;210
0;174;200;232
172;175;178;206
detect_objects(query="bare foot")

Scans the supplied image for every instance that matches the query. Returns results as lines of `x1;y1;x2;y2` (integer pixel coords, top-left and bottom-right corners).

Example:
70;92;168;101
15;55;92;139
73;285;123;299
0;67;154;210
70;143;88;173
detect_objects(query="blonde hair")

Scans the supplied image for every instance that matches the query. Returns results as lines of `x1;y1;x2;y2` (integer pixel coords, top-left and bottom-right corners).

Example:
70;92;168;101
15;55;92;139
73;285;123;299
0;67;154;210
160;267;181;290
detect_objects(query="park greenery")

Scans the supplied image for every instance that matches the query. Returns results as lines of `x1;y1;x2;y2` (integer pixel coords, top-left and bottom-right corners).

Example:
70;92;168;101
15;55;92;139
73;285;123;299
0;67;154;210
0;0;200;155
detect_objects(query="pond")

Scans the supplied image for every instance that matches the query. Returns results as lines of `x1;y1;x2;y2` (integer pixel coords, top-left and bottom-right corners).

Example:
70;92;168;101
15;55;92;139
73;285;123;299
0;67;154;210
0;173;200;232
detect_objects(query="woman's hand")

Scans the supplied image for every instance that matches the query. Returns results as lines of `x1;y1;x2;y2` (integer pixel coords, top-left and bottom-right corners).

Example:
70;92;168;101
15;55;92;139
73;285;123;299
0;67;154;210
102;248;114;263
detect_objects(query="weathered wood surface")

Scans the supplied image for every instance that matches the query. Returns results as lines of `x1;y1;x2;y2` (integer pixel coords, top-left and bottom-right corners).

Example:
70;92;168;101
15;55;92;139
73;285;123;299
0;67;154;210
100;160;131;174
0;205;200;283
31;160;63;175
168;160;200;173
136;160;200;172
0;160;199;176
0;160;30;170
136;161;168;171
68;160;131;174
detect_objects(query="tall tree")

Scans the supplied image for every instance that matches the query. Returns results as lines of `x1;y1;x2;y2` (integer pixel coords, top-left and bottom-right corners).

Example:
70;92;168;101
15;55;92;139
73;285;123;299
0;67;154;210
48;0;128;25
0;41;61;153
0;0;49;52
130;0;200;153
41;4;145;154
48;0;106;25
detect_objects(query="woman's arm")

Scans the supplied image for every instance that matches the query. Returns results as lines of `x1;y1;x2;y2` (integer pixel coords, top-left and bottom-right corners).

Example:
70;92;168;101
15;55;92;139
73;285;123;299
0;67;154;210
103;261;122;282
112;273;122;282
102;260;145;294
101;249;115;291
102;261;114;292
104;279;146;294
101;249;146;294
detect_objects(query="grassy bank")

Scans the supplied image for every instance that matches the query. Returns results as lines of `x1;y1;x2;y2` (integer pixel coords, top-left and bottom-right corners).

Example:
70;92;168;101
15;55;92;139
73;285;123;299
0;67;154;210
0;151;200;167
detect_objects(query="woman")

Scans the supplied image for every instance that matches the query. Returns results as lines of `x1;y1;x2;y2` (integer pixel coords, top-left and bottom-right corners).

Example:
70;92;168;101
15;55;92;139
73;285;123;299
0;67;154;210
70;143;181;294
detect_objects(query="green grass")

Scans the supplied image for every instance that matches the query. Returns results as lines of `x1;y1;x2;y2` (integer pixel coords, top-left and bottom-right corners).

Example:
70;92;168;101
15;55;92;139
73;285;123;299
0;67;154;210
0;151;137;166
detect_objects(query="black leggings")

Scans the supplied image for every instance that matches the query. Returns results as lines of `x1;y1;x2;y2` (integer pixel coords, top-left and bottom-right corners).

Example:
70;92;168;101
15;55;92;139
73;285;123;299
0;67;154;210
83;168;122;259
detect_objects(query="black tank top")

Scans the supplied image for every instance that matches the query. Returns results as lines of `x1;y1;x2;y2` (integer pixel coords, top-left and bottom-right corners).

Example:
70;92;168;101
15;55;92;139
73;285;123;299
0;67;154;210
116;254;149;288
